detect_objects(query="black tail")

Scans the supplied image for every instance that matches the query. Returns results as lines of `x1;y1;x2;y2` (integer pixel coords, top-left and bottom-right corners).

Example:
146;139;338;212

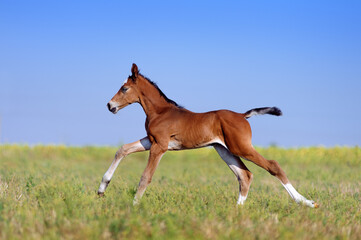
244;107;282;119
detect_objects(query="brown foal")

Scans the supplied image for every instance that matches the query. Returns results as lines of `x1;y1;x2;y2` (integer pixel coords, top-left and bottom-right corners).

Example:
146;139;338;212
98;63;318;208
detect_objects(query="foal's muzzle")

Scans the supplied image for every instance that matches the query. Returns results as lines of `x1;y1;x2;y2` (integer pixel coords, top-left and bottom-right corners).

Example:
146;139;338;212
107;102;117;113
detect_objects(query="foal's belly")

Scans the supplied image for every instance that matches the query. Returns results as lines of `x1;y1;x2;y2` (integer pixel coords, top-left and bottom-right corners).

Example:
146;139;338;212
167;137;225;151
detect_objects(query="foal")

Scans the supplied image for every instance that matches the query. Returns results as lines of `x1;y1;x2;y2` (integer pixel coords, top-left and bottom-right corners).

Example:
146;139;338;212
98;63;318;208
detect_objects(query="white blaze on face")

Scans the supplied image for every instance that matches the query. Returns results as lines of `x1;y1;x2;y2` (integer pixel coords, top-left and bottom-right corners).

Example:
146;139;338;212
108;100;117;107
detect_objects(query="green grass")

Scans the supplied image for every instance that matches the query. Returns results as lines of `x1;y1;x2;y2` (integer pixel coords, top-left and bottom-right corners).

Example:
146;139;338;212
0;145;360;239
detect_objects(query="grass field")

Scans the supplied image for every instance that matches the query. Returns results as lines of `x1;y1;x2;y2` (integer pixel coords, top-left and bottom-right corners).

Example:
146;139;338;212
0;145;360;239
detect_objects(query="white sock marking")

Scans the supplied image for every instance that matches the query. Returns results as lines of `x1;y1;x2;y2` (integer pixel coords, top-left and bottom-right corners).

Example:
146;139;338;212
281;182;316;208
237;194;247;205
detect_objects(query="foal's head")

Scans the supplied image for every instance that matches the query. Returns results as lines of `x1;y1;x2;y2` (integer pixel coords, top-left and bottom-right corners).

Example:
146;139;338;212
107;63;141;114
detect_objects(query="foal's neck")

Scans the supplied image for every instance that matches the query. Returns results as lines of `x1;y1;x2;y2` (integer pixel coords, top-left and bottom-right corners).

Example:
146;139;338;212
137;77;174;118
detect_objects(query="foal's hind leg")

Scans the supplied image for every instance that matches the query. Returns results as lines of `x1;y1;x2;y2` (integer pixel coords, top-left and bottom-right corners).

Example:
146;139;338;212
97;137;151;196
240;146;318;208
214;144;253;205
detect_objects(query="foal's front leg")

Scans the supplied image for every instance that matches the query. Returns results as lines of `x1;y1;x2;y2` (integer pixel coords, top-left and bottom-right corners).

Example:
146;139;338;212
133;143;167;205
97;137;151;196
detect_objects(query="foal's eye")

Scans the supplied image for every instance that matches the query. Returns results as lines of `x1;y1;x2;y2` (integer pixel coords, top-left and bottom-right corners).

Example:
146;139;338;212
121;87;128;93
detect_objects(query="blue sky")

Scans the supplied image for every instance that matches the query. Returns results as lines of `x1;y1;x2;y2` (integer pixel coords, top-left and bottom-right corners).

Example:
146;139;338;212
0;1;360;147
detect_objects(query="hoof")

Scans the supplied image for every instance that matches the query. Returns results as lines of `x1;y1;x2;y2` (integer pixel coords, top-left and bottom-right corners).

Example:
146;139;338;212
302;199;319;208
309;200;319;208
98;192;105;197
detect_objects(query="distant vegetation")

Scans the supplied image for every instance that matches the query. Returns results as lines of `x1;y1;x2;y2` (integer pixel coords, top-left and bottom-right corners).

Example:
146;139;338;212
0;145;360;239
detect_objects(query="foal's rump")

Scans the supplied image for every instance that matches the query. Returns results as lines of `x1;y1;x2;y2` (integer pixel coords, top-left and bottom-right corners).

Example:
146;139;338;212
215;110;253;152
215;107;281;156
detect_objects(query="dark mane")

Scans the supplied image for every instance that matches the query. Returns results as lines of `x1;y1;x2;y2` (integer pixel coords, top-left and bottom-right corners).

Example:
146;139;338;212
140;74;183;108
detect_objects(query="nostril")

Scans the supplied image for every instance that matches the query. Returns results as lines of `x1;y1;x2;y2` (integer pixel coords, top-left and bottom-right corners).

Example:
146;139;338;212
107;102;117;113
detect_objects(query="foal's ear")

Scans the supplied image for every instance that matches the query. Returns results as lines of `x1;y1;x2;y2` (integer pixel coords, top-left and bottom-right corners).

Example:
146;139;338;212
131;63;139;77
